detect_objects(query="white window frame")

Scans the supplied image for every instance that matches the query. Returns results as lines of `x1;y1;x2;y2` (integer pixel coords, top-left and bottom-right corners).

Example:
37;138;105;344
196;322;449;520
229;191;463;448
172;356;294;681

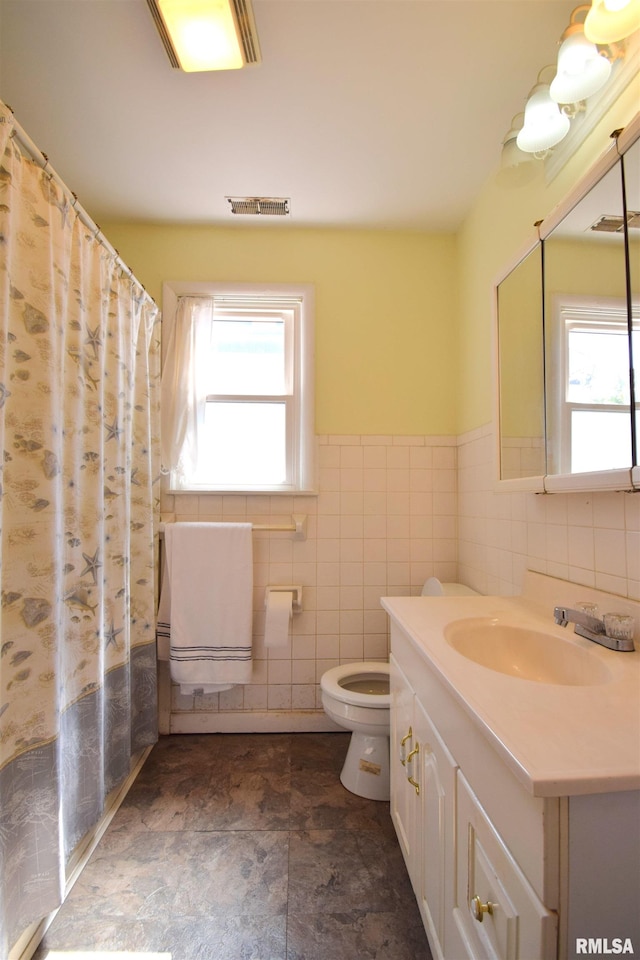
548;294;632;475
162;281;315;494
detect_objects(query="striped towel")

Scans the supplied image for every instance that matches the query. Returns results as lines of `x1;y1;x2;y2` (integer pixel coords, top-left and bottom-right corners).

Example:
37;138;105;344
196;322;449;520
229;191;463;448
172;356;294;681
163;522;253;693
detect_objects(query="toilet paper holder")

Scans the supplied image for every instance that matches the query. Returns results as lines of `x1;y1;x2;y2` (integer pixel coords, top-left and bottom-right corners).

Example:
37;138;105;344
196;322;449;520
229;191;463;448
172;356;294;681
264;585;303;612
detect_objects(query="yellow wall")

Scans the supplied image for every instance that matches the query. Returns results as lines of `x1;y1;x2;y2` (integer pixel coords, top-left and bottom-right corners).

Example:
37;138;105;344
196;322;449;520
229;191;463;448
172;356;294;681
457;81;640;435
104;82;639;440
103;223;458;437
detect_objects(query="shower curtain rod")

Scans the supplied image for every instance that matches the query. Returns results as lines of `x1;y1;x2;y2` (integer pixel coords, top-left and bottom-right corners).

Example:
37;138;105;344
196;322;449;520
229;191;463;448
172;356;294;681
6;106;156;308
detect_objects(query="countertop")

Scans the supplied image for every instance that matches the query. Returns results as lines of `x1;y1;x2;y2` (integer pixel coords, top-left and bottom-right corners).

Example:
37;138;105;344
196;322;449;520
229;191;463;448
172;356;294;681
382;571;640;798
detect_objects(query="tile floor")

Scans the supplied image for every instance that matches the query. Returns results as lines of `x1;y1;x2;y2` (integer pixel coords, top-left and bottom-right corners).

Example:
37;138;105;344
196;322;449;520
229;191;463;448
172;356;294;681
33;732;433;960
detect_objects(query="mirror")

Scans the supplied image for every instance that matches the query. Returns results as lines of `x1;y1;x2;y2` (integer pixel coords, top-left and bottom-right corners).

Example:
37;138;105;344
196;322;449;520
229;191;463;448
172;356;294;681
543;157;631;476
623;136;640;469
496;112;640;491
497;244;545;481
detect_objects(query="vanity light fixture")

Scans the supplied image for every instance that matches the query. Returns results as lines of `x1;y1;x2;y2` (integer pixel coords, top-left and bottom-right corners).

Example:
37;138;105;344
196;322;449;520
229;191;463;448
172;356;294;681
584;0;640;43
516;72;572;156
500;1;635;175
550;5;613;104
146;0;261;72
497;114;538;186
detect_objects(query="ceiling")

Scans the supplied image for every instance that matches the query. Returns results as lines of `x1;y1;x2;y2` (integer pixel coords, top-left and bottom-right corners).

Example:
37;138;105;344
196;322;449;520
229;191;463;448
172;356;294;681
0;0;579;231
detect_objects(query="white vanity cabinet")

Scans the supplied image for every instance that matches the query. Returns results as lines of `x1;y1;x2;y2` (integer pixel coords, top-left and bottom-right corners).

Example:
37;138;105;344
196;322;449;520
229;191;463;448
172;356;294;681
452;771;558;960
390;622;559;960
390;651;421;890
384;576;640;960
391;653;457;958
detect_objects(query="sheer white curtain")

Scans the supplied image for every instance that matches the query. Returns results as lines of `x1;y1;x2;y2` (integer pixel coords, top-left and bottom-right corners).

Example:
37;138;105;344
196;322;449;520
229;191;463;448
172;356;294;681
160;296;213;482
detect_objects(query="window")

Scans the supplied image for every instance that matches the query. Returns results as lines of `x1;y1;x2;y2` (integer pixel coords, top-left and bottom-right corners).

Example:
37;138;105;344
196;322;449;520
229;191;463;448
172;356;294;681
161;282;315;493
548;296;636;474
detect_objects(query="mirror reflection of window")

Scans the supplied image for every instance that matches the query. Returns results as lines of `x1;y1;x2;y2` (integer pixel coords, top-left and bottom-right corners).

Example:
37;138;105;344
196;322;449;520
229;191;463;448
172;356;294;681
558;305;635;473
544;158;631;475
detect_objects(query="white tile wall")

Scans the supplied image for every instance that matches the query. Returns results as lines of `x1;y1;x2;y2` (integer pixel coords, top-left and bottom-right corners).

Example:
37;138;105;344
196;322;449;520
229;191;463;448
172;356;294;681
458;424;640;601
161;434;458;721
161;427;640;726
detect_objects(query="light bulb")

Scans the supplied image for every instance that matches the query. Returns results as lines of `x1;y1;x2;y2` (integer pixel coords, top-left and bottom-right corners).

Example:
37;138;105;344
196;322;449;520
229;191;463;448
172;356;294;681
550;33;612;103
584;0;640;43
517;84;571;154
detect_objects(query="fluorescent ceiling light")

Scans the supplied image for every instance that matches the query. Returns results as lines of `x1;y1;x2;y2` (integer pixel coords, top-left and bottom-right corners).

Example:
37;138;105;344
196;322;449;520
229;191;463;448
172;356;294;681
147;0;261;72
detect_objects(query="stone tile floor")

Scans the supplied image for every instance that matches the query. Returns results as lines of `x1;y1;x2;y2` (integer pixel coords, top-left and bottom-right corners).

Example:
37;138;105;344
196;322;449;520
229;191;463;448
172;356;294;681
33;732;432;960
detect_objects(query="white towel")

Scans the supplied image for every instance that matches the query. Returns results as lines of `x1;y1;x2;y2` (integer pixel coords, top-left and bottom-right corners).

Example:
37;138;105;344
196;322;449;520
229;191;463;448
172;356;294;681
156;548;232;692
165;522;253;690
156;548;171;661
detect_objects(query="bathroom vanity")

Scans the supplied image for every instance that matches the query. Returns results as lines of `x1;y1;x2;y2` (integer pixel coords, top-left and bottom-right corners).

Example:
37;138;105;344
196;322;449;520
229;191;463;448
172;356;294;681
382;572;640;960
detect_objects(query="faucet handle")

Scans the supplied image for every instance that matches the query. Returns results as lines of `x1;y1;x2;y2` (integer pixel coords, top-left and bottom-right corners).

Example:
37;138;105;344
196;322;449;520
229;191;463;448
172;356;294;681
603;613;635;643
576;601;599;618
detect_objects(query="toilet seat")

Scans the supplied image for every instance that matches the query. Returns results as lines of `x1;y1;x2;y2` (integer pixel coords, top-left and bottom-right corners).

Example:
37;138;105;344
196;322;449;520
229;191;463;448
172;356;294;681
320;661;391;709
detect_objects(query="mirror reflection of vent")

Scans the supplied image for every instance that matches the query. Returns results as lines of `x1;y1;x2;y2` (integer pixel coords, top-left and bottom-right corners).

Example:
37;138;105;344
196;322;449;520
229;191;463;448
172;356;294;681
590;211;640;233
227;197;290;216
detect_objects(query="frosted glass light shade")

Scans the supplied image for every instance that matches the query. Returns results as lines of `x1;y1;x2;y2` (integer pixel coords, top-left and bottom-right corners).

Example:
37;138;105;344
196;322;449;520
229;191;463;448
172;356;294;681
497;132;538;186
158;0;243;71
516;84;571;154
584;0;640;43
550;33;612;103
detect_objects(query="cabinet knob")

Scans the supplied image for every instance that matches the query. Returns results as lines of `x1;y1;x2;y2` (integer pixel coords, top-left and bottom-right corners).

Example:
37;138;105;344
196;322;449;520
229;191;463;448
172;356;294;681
471;895;494;923
408;774;420;795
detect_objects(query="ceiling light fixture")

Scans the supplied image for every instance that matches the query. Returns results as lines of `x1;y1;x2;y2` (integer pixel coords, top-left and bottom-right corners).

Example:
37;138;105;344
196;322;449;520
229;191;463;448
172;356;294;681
584;0;640;43
516;72;572;156
146;0;261;72
550;5;613;104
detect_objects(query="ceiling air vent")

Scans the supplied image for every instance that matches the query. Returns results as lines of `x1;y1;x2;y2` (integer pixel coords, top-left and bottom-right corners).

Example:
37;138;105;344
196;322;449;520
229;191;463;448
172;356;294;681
227;197;290;216
590;211;640;233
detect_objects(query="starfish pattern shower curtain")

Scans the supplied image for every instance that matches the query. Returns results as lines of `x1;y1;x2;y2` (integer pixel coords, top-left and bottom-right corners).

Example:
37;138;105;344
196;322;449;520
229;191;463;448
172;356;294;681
0;102;161;955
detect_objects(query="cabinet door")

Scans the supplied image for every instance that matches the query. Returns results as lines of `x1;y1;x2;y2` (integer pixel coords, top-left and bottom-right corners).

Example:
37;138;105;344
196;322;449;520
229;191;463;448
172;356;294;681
415;696;457;960
389;654;420;886
455;772;557;960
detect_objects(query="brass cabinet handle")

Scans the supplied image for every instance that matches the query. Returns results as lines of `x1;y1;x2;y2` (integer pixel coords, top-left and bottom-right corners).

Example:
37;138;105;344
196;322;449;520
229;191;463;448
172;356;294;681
406;742;420;794
400;726;412;765
471;895;494;923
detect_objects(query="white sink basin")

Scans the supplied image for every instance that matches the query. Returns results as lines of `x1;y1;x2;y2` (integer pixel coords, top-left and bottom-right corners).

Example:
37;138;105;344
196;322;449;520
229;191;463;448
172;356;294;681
444;618;612;686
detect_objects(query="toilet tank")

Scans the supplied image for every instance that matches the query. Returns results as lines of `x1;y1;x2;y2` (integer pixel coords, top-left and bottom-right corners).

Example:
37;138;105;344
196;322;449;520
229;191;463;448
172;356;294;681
421;577;480;597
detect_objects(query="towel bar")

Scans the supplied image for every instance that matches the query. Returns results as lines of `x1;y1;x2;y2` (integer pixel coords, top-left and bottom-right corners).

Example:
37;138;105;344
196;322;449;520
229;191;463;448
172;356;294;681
159;514;307;540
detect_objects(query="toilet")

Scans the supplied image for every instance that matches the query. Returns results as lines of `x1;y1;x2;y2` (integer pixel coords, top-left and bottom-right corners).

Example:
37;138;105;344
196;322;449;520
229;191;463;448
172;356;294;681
321;579;480;801
320;661;391;801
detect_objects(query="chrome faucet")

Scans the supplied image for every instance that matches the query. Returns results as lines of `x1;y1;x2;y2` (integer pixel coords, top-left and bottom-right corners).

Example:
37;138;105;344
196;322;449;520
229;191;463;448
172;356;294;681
553;606;635;652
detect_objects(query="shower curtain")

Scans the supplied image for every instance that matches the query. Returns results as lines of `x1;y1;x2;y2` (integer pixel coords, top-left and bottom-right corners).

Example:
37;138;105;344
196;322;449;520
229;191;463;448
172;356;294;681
0;102;161;955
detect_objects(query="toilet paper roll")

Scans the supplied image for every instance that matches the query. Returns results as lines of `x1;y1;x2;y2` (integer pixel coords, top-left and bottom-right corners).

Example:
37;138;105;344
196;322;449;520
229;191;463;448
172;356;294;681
264;590;292;648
